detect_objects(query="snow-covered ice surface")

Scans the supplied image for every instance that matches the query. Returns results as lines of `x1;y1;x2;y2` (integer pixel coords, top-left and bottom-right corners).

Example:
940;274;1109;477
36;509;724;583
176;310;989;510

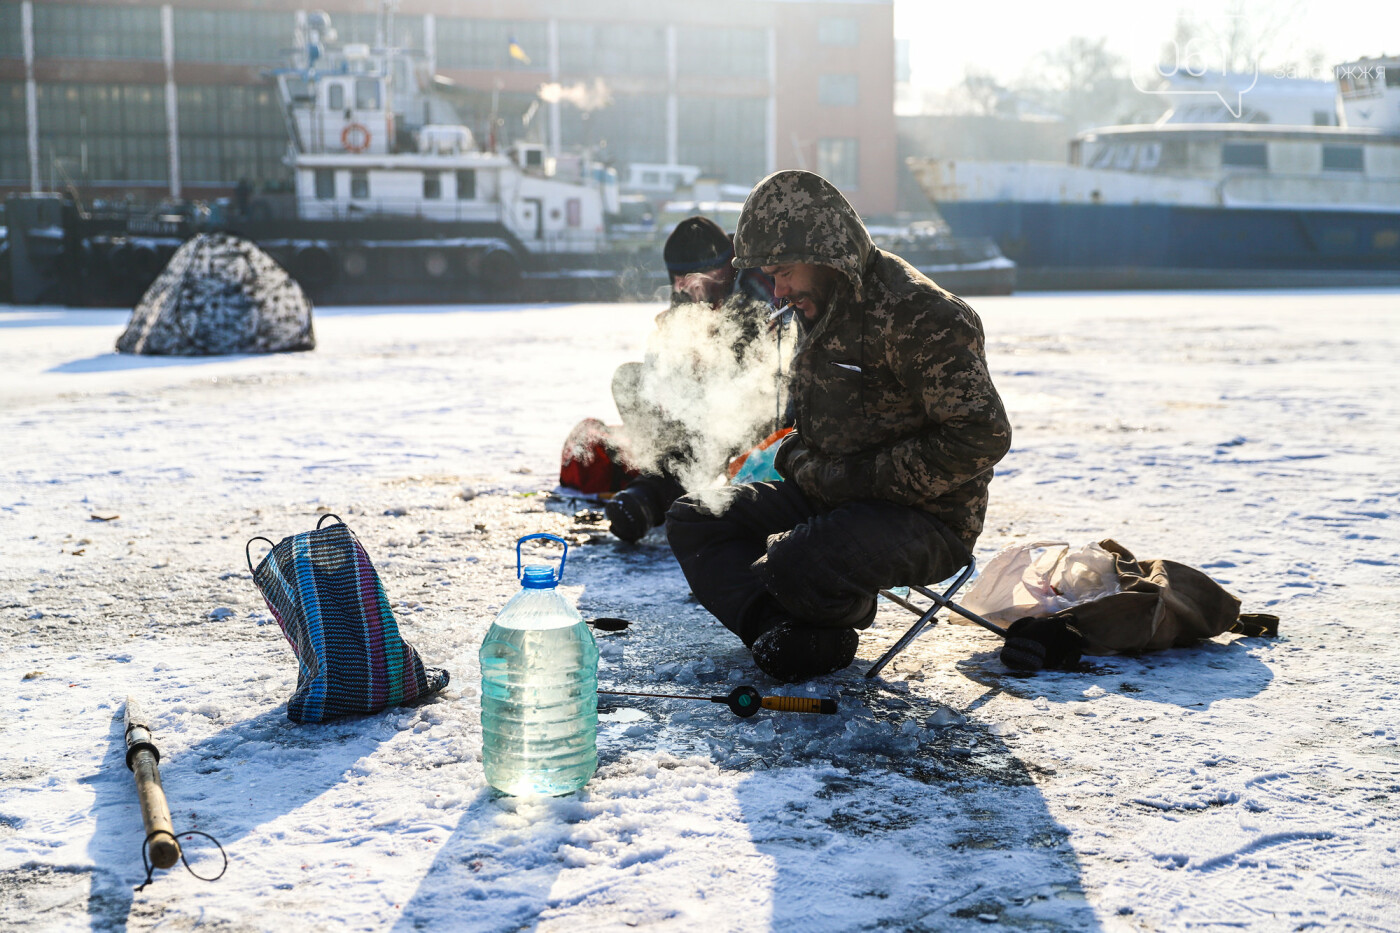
2;292;1398;932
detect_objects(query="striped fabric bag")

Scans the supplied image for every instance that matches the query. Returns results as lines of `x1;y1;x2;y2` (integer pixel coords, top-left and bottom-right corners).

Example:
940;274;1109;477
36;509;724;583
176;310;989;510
246;514;449;724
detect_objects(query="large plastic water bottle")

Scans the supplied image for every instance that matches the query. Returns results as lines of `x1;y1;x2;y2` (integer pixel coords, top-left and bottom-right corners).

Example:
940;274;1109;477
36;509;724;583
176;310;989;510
479;534;599;796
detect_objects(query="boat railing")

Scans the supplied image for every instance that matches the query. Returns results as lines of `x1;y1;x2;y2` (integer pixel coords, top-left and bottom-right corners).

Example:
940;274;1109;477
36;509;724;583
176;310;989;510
301;198;508;223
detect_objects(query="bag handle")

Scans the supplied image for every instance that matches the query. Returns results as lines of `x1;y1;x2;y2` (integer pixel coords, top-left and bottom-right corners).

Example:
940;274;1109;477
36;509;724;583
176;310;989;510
316;513;344;529
516;533;569;585
245;536;275;573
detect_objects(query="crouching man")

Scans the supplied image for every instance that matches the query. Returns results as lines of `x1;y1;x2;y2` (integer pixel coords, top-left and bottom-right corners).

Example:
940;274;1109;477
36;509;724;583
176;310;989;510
665;171;1012;682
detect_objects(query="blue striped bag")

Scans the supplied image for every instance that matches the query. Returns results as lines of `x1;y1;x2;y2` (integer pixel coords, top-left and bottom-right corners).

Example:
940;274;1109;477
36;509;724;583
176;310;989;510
246;514;449;724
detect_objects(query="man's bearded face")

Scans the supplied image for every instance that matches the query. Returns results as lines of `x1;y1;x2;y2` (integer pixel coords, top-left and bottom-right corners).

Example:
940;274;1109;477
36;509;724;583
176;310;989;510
762;262;840;322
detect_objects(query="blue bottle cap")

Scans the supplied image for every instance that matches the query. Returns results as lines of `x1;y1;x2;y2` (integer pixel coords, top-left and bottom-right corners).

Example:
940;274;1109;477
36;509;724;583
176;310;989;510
521;566;557;589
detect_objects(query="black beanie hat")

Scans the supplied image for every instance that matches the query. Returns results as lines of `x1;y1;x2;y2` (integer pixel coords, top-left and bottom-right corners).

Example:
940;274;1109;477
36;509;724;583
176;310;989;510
663;216;734;276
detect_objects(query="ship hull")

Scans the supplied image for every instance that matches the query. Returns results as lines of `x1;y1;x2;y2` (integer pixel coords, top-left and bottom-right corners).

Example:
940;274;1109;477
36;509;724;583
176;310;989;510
934;201;1400;290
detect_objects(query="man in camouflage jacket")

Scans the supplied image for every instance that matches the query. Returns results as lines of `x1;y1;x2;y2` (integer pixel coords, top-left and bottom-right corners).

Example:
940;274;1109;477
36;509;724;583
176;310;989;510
665;170;1012;682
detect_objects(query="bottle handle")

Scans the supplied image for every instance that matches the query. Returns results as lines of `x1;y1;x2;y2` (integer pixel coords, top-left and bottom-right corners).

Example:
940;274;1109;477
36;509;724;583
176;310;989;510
516;533;569;584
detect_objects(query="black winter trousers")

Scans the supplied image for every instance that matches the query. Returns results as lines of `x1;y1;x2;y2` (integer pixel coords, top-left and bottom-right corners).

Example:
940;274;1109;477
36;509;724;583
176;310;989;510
665;481;970;647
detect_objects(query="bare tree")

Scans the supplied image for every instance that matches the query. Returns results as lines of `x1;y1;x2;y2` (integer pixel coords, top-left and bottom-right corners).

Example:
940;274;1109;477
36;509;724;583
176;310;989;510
1016;36;1136;129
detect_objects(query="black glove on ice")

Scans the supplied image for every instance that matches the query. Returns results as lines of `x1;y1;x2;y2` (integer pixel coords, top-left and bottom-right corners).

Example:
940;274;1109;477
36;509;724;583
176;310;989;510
1000;614;1086;672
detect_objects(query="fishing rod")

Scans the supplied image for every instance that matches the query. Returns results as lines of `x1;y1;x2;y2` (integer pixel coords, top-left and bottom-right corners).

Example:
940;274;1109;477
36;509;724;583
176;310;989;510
599;684;836;718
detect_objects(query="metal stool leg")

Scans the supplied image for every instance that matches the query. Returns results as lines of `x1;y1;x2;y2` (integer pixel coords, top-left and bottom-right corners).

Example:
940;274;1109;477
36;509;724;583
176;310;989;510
865;559;978;679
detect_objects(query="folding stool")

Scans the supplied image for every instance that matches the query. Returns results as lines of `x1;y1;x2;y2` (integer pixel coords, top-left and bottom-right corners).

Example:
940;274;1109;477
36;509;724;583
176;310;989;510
866;557;1009;678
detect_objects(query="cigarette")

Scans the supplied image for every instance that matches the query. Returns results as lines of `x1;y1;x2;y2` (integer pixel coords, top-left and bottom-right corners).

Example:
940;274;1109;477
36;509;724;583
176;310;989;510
768;303;793;321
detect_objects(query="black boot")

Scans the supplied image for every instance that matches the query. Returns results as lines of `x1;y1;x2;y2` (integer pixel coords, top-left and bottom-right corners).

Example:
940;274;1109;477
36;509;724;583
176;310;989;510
751;617;860;683
606;487;658;543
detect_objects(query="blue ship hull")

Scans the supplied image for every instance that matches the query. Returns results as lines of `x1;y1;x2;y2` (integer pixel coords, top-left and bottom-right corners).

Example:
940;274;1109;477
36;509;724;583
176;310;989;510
935;201;1400;289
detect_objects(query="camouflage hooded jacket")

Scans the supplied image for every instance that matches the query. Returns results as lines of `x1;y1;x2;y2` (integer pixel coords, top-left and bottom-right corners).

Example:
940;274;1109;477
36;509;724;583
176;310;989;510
732;170;1011;548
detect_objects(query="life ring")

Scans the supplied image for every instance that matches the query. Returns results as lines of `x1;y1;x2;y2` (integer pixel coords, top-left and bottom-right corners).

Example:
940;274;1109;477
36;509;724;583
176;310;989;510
341;123;371;153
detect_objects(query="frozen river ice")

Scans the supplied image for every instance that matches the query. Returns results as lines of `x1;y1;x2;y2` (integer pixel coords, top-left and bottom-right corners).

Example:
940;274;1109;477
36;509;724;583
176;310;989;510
1;290;1398;931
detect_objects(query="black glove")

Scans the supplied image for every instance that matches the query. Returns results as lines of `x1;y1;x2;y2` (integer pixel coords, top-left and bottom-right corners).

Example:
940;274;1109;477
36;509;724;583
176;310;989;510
773;432;810;481
1000;614;1085;672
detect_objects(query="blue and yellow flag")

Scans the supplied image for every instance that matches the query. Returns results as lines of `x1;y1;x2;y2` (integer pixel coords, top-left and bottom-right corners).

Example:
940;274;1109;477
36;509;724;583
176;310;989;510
507;37;530;64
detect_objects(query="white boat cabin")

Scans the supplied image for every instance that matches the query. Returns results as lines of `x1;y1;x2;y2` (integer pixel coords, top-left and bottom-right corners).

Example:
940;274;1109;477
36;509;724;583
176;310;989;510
276;13;617;253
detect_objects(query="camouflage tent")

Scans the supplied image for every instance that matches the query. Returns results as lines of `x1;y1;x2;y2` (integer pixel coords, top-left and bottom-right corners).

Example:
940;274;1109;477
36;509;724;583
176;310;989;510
116;233;315;355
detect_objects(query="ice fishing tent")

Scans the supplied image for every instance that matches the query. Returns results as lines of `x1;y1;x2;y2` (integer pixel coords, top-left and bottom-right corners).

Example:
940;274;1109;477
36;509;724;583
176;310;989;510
116;233;315;355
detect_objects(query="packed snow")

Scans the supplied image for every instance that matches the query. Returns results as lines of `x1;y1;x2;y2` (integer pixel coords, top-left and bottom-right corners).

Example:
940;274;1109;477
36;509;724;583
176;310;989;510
1;291;1398;932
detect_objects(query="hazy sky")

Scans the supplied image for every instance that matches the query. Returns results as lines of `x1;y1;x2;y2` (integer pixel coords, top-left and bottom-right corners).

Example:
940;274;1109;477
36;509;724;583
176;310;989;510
893;0;1395;90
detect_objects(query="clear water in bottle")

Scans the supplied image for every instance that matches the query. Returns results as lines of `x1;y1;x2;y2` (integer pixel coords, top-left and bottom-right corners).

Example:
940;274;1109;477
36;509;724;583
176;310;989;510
480;546;598;796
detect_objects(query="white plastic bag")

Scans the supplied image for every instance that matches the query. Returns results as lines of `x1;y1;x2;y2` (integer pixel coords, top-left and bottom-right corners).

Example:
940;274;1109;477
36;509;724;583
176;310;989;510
961;540;1121;624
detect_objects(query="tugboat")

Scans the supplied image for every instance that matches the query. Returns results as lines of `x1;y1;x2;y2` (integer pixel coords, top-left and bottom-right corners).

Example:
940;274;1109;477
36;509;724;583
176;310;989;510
251;10;626;301
908;55;1400;289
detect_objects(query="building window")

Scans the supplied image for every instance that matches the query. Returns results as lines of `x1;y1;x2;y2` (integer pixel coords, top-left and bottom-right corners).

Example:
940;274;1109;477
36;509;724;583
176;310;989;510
457;169;476;199
818;74;859;107
0;82;27;181
423;171;441;199
330;12;424;51
327;83;344;111
0;4;23;59
1221;142;1267;169
817;18;859;47
558;23;667;76
33;3;162;61
676;27;767;79
677;95;767;186
173;9;293;66
817;138;859;189
350;170;369;199
35;82;169;183
436;18;546;71
177;84;290;187
315;169;335;199
1322;145;1364;172
560;93;667;168
355;78;381;111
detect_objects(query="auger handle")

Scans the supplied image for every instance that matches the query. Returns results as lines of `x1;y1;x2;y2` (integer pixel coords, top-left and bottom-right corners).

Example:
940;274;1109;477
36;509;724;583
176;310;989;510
761;695;838;715
713;686;838;717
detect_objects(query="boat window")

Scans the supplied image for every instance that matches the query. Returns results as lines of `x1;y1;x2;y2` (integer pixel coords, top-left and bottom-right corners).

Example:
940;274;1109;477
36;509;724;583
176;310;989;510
1157;140;1187;170
1221;143;1267;169
457;169;476;199
327;82;344;111
567;198;581;227
355;78;381;111
1112;144;1137;170
1389;69;1400;88
524;148;544;169
286;78;313;104
1088;145;1115;169
1137;142;1162;170
350;170;369;199
641;170;660;185
423;171;441;199
314;169;335;200
1322;145;1364;172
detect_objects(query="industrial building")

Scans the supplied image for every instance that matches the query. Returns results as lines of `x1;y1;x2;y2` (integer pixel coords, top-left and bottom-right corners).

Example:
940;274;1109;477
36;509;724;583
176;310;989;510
0;0;897;214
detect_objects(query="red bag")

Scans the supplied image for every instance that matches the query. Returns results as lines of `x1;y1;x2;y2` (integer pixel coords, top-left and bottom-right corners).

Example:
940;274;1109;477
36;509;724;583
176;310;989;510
559;418;639;494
